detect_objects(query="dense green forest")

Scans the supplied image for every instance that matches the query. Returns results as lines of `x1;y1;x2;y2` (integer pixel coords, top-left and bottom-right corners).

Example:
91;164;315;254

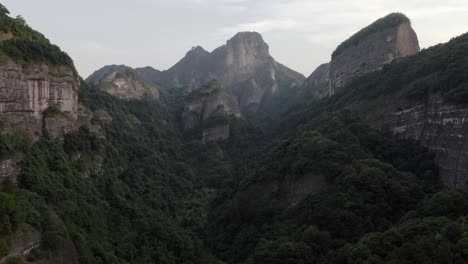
2;86;468;263
0;2;467;264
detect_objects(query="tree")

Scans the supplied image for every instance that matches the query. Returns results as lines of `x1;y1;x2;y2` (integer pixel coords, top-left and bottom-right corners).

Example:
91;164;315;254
0;4;9;15
15;15;26;26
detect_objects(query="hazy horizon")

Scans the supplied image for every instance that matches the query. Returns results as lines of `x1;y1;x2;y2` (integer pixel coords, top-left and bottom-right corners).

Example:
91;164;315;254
2;0;467;78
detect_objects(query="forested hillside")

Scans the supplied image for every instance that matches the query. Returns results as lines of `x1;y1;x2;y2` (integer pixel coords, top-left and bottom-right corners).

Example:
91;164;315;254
0;2;467;264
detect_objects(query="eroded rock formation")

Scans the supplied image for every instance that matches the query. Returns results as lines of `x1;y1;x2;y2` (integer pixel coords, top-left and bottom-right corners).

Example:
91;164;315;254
301;63;330;99
181;80;240;142
154;32;304;112
355;94;468;190
329;13;420;95
0;60;79;138
86;65;160;100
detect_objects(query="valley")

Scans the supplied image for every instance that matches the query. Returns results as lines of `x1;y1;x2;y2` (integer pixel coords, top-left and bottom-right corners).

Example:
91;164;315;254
0;3;467;264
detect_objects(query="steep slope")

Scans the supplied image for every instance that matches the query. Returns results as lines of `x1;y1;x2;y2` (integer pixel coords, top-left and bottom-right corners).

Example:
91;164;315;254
134;66;163;85
0;4;81;263
301;63;330;99
289;32;468;190
0;7;79;139
181;80;241;142
325;32;468;190
86;65;160;99
205;111;467;264
155;32;305;113
2;3;468;264
329;13;420;95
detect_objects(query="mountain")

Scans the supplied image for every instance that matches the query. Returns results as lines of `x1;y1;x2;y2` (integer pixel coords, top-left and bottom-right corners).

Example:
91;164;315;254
181;80;241;142
86;65;160;99
302;13;420;99
329;13;420;95
0;10;79;139
301;63;330;99
134;66;163;85
324;32;468;190
0;4;81;263
1;4;468;264
153;32;305;113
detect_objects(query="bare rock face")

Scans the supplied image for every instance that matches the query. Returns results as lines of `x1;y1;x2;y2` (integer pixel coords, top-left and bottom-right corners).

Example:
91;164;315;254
0;60;79;138
220;32;271;85
329;13;420;95
356;94;468;190
0;154;21;183
302;63;330;99
156;32;304;113
182;80;241;142
86;65;160;100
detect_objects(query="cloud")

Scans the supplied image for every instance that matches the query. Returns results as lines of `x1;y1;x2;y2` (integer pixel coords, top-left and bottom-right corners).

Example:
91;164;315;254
221;19;298;34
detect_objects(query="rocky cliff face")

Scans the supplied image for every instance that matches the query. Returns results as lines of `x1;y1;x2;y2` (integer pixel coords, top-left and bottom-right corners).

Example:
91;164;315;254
355;94;468;190
156;32;304;112
329;13;420;95
301;63;330;99
0;60;79;138
86;65;160;100
330;32;468;190
181;81;240;142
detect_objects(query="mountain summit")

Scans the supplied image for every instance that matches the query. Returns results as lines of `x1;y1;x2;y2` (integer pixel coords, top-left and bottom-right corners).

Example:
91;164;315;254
329;13;420;95
149;31;305;113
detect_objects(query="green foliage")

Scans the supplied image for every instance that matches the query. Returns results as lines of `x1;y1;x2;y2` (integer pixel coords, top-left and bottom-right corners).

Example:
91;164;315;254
0;4;9;16
42;105;63;118
187;80;226;100
5;257;21;264
0;39;75;68
0;3;76;75
4;82;224;263
206;112;444;263
203;112;230;128
0;132;30;158
331;32;468;104
332;13;410;58
342;216;468;263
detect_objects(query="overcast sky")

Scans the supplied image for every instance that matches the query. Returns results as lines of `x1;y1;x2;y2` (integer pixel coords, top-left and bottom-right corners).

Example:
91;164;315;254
3;0;468;77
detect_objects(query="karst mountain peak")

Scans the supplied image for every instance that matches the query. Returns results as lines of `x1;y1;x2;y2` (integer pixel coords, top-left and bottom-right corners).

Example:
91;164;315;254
1;3;468;263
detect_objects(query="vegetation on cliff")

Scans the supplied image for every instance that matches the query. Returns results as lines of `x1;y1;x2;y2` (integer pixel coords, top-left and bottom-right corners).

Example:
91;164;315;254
330;32;468;105
0;3;76;75
0;3;467;264
332;13;410;58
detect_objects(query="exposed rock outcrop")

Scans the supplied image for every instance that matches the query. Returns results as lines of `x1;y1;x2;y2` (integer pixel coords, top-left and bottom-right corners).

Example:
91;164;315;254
86;65;160;100
329;13;420;95
301;63;330;99
331;32;468;190
0;60;79;138
182;80;240;142
355;94;468;190
155;32;305;113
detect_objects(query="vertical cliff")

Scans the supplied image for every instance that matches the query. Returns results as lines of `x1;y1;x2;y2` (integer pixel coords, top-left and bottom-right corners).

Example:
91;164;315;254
0;61;78;138
331;32;468;190
151;32;304;114
329;13;420;95
181;80;241;142
355;94;468;190
0;5;80;185
301;63;330;99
